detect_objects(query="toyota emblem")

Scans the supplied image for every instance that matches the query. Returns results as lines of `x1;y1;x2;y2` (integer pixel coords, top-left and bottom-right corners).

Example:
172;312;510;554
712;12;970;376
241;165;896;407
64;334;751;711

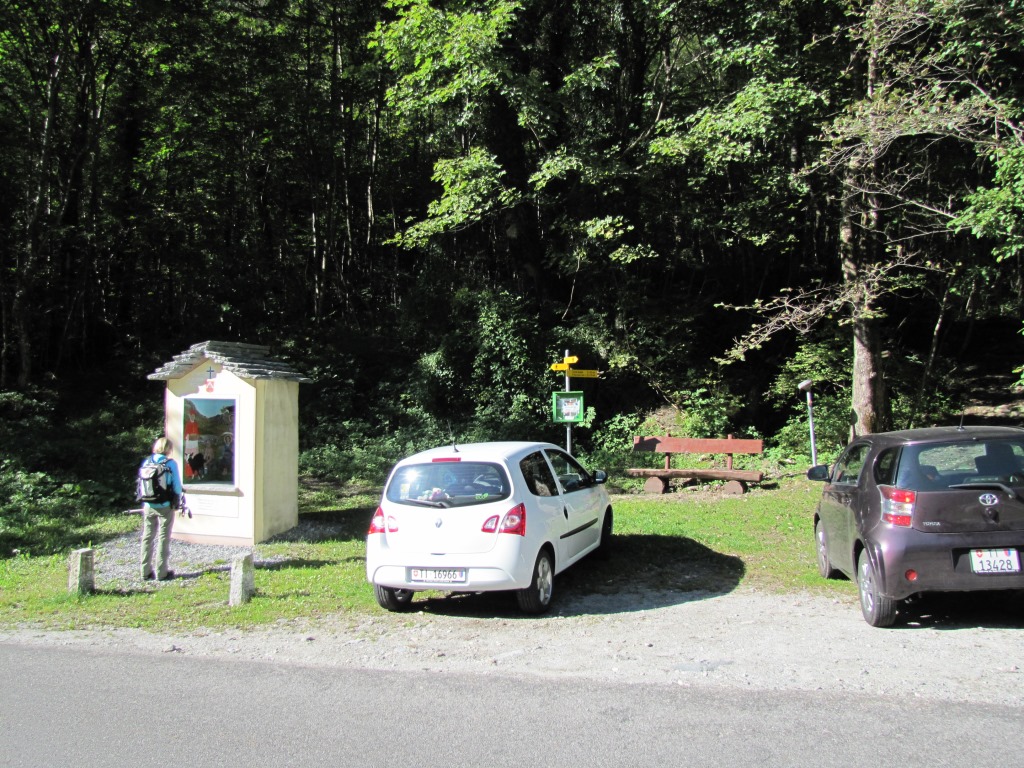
979;493;999;507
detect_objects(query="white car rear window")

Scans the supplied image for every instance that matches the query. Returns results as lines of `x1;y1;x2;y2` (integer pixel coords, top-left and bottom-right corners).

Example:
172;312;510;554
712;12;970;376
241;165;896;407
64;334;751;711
385;462;511;507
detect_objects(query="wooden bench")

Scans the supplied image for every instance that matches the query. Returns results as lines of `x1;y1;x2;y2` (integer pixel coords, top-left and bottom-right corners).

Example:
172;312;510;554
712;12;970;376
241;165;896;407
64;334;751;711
627;435;764;494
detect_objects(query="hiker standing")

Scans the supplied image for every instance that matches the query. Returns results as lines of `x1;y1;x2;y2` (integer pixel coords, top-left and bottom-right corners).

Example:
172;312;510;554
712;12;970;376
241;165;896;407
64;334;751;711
138;436;183;581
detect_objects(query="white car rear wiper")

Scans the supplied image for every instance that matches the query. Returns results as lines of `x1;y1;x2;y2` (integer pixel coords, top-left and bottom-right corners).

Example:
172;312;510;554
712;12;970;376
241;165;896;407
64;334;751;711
401;498;448;508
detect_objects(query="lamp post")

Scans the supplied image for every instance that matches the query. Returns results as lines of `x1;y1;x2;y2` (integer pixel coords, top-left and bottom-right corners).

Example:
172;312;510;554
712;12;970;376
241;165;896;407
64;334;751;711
798;379;818;466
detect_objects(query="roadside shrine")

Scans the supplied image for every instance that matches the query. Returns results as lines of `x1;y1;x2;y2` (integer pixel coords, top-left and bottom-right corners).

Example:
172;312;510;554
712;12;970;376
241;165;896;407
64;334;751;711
148;341;311;545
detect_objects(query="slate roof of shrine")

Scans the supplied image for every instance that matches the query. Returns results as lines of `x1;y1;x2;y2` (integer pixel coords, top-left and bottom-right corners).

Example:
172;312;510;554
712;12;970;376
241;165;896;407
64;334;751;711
148;341;312;383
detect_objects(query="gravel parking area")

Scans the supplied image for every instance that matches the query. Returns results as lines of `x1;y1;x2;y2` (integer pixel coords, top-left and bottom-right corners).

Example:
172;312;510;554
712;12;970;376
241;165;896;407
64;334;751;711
89;512;357;586
4;518;1023;708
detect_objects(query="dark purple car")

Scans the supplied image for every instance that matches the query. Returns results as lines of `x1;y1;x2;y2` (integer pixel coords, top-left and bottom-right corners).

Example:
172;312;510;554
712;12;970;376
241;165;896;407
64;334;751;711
807;425;1024;627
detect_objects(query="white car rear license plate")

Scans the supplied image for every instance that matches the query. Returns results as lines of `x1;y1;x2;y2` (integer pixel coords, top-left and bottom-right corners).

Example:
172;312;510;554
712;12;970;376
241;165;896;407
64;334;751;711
969;548;1021;574
409;567;467;584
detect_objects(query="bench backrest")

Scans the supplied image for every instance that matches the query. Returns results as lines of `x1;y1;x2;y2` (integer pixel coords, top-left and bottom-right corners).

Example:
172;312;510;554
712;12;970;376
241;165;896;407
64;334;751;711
632;436;764;454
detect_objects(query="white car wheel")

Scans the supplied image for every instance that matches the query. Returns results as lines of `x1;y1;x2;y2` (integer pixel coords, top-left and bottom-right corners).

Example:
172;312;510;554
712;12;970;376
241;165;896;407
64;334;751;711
375;584;414;612
516;550;553;614
597;508;614;558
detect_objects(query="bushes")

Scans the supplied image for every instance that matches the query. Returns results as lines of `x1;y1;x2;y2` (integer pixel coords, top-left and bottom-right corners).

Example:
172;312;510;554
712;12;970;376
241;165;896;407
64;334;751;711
299;430;418;487
0;389;157;557
573;411;642;471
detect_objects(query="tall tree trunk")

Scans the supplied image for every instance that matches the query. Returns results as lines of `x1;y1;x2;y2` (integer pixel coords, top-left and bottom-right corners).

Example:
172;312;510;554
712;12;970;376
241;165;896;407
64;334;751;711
839;0;889;438
850;306;886;437
840;168;888;438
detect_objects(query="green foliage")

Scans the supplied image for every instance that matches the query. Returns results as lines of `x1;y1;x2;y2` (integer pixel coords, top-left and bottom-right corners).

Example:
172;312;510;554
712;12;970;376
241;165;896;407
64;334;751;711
647;37;826;248
956;147;1024;263
2;0;1023;522
0;392;54;467
299;287;549;481
469;290;544;434
766;333;853;464
373;0;522;123
575;411;645;475
765;323;967;466
0;389;158;557
301;440;391;487
400;287;547;437
882;346;963;430
672;377;744;439
1018;325;1024;390
396;149;523;247
529;151;587;191
657;76;821;171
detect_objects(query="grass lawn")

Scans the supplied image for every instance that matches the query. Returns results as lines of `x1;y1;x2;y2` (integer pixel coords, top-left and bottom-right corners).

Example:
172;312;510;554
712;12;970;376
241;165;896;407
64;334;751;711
0;477;854;632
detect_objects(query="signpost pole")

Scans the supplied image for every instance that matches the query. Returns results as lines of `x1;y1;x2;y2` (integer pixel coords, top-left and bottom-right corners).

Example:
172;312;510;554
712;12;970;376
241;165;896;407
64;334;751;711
550;351;593;453
565;349;572;453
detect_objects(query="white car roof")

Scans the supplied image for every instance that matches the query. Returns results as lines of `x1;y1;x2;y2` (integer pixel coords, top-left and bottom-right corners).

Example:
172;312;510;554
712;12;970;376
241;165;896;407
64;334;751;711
396;441;563;466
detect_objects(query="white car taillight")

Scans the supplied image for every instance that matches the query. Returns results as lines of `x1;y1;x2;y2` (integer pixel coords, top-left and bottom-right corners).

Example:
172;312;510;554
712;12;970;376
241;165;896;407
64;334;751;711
369;507;398;534
483;504;527;535
499;503;527;536
368;507;386;534
880;486;915;526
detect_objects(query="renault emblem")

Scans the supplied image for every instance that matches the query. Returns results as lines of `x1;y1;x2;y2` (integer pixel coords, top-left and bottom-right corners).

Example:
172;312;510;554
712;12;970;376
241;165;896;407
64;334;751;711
435;517;443;528
979;493;999;507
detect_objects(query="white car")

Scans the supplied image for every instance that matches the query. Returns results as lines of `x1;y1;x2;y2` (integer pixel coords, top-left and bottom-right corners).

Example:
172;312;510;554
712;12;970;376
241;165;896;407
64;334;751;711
366;441;613;613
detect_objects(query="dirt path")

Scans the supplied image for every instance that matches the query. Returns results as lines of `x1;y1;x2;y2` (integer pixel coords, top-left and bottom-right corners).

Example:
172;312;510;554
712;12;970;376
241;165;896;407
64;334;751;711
4;586;1022;706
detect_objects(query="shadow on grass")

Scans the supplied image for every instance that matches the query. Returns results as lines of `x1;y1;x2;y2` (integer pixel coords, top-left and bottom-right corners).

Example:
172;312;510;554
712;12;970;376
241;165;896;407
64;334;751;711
2;506;375;560
268;509;375;544
1;511;138;559
92;557;342;596
405;533;746;619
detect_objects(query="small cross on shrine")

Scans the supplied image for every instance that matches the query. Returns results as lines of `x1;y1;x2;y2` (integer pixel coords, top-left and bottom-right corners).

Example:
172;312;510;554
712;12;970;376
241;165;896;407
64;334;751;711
205;365;216;392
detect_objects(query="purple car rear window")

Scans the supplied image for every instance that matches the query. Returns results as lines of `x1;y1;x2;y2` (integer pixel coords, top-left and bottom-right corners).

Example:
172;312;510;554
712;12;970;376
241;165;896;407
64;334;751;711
895;439;1024;490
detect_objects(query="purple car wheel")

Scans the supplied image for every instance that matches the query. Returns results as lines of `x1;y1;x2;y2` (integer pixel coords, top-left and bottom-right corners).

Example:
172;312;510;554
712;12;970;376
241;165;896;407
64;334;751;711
858;550;897;628
815;520;837;579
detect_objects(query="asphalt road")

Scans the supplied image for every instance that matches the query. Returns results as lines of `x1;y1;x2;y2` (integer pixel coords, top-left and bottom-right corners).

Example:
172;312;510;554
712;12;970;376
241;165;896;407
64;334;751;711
2;643;1022;767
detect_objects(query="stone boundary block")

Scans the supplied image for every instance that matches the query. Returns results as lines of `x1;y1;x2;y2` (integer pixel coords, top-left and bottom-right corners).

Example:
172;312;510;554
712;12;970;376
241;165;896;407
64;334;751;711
68;548;95;595
229;553;255;606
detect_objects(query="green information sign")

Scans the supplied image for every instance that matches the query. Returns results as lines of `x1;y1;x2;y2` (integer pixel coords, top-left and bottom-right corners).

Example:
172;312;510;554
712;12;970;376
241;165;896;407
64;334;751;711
551;391;585;424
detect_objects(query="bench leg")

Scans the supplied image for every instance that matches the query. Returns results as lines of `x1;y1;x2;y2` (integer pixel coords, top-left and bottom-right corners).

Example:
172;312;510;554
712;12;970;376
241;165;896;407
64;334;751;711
722;479;747;495
644;476;669;494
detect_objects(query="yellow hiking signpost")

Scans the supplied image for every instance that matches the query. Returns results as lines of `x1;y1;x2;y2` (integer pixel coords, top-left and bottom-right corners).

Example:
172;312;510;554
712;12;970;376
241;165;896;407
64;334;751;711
549;351;599;452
